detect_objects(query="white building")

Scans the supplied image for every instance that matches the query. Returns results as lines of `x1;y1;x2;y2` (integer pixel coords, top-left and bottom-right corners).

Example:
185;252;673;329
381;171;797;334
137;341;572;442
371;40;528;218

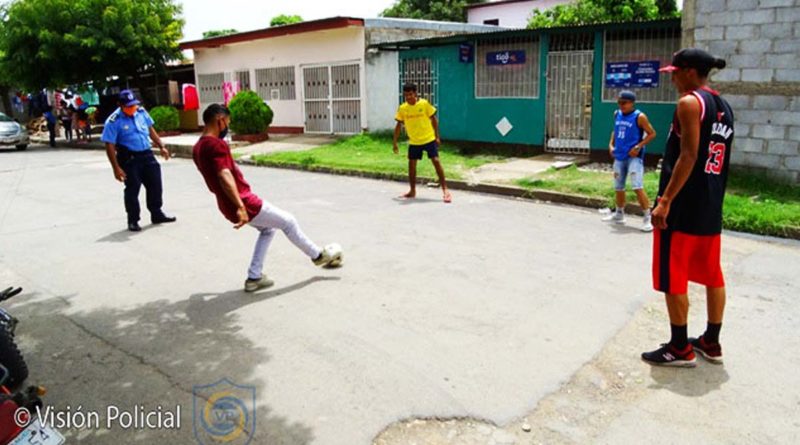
180;17;495;134
467;0;574;28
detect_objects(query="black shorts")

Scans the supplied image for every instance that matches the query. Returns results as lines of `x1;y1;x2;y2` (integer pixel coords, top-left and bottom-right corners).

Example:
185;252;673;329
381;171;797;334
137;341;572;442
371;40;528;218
408;141;439;160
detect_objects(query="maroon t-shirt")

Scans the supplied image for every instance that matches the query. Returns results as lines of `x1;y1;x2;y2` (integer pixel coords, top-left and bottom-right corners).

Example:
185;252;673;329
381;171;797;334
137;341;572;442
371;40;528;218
193;136;263;223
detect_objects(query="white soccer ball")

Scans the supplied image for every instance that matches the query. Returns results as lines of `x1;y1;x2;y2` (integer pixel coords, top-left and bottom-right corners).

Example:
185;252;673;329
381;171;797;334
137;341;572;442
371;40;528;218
324;243;343;268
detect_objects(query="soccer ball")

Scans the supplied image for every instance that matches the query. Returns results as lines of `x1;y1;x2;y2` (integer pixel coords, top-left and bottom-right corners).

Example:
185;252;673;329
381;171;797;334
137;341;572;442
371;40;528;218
324;243;343;268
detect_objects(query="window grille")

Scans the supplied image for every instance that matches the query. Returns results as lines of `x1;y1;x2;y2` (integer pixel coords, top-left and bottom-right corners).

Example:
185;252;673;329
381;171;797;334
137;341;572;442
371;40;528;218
235;70;251;91
602;27;681;103
197;72;224;104
399;58;438;108
256;66;296;101
476;37;540;98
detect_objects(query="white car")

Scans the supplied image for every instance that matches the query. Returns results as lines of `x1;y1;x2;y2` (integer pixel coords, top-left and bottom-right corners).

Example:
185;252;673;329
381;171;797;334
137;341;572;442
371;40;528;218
0;112;29;150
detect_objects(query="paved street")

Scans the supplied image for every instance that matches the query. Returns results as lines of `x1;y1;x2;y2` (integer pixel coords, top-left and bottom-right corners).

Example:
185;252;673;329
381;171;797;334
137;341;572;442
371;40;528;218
1;145;799;444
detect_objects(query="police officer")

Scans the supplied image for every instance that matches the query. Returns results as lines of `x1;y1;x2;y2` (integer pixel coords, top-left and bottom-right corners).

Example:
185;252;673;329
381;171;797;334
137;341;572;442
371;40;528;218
102;90;176;232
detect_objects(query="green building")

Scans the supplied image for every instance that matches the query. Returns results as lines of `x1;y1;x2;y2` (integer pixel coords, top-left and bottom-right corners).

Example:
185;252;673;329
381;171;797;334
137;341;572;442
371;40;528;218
376;19;681;161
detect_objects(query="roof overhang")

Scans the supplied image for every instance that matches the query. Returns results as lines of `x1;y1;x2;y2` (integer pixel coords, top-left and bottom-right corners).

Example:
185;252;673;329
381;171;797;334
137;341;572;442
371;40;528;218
180;17;365;51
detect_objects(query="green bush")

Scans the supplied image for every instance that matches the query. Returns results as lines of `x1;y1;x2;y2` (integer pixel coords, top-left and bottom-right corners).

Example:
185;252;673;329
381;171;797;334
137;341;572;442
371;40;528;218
149;106;180;132
228;91;273;135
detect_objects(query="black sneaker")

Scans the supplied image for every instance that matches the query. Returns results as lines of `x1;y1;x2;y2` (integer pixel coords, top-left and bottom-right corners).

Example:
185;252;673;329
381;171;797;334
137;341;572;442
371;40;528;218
690;336;723;364
641;343;696;367
152;214;177;224
128;222;142;232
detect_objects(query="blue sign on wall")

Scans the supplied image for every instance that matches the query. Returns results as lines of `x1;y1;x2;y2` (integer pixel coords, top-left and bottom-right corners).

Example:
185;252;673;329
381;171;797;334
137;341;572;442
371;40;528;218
487;50;526;66
605;61;661;88
459;43;474;63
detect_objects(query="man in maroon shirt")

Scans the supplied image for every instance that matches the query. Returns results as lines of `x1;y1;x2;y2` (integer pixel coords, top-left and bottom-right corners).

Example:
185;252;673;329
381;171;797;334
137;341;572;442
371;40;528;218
193;104;342;292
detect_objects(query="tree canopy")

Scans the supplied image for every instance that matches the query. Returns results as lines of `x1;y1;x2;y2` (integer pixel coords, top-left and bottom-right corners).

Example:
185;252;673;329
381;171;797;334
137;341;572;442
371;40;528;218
203;29;238;39
0;0;184;90
270;14;303;27
528;0;679;28
381;0;486;23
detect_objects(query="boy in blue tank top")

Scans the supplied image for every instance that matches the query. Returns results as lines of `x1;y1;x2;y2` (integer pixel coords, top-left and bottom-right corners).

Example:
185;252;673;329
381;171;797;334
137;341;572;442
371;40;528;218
603;90;657;232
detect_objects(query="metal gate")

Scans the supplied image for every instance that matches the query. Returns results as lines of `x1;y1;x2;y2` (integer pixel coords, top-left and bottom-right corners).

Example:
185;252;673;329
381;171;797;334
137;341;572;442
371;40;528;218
302;63;361;134
399;58;438;108
546;51;594;154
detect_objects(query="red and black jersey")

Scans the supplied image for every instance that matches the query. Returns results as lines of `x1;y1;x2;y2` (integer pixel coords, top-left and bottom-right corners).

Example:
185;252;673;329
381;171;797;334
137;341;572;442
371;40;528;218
658;87;734;235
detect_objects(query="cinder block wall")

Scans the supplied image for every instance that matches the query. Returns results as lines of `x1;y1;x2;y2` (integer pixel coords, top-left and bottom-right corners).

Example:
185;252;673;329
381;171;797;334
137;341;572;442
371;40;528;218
683;0;800;183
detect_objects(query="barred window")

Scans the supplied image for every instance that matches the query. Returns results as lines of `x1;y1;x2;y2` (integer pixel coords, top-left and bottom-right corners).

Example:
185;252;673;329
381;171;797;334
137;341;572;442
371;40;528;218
476;37;540;98
256;66;296;101
197;72;224;104
399;58;438;107
235;70;251;91
603;28;681;103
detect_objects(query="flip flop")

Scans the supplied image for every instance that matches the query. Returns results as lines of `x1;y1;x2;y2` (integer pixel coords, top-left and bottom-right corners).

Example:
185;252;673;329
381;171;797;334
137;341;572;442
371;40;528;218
443;192;452;203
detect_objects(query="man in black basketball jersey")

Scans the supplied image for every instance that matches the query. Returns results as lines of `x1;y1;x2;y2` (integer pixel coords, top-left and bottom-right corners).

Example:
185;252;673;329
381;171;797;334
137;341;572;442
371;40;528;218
642;48;733;367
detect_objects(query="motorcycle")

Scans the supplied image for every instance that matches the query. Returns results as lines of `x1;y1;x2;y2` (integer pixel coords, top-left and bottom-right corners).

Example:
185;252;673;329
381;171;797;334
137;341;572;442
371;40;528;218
0;287;27;390
0;287;64;445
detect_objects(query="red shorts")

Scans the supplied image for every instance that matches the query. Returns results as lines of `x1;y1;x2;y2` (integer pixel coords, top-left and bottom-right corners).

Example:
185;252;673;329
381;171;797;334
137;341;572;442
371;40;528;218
653;229;725;295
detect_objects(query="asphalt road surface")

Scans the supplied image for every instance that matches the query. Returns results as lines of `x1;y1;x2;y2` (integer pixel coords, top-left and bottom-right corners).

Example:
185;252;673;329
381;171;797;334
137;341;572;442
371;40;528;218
1;146;798;444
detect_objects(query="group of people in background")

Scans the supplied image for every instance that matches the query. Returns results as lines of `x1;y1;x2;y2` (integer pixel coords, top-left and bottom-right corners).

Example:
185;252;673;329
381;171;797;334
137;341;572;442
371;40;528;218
23;88;97;147
57;90;96;144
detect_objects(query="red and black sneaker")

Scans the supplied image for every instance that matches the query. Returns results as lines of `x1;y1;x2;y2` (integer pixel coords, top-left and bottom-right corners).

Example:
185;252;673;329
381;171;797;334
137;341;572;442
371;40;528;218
690;336;723;364
641;343;696;367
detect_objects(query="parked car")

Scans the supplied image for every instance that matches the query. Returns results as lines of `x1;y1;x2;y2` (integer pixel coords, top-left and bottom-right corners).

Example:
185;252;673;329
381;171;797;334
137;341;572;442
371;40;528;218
0;113;29;151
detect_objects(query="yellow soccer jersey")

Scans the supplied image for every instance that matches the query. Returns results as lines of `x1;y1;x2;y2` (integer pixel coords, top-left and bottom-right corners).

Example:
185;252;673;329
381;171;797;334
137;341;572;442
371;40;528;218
395;99;437;146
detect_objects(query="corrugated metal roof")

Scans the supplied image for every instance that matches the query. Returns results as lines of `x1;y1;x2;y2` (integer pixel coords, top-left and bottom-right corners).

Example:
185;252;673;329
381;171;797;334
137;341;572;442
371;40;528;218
364;17;502;33
372;18;681;50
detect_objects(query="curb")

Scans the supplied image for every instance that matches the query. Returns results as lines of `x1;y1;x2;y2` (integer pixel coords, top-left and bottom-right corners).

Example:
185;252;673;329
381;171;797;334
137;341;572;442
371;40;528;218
33;143;800;240
240;158;612;213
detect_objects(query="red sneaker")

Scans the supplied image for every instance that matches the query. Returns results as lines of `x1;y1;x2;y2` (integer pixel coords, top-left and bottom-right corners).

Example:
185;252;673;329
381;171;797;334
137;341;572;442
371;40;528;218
690;336;723;364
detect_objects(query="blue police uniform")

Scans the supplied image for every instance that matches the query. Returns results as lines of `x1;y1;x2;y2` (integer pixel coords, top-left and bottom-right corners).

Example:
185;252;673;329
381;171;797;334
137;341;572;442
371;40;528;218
101;106;167;225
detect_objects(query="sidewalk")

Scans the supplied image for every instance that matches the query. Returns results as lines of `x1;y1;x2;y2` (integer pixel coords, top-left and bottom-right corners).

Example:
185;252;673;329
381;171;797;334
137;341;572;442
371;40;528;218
465;153;586;185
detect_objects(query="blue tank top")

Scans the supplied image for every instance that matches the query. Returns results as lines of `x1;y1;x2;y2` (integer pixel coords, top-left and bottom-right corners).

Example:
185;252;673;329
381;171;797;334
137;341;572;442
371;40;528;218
613;109;644;160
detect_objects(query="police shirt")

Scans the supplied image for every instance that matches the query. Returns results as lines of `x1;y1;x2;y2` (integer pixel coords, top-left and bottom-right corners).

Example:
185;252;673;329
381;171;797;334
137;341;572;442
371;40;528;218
101;108;155;152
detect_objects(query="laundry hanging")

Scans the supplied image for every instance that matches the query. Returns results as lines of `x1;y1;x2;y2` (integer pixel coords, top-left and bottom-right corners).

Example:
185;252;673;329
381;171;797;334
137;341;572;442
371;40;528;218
182;84;199;110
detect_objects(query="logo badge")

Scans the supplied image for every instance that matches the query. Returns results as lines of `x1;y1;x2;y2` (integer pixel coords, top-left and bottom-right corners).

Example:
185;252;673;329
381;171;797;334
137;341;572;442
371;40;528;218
193;378;256;445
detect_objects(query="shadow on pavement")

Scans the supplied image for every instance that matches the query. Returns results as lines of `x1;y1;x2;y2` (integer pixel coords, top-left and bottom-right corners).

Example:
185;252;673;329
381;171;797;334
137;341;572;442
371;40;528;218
185;276;341;326
96;225;158;243
392;197;441;205
608;223;650;235
647;361;730;396
12;277;341;444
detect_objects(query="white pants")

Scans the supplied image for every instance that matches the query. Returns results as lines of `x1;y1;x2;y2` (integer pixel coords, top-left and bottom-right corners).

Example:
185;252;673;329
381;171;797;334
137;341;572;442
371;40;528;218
247;202;321;280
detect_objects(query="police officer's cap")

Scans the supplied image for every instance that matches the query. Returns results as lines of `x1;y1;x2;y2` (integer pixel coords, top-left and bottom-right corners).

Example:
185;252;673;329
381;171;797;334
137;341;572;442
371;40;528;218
119;89;140;107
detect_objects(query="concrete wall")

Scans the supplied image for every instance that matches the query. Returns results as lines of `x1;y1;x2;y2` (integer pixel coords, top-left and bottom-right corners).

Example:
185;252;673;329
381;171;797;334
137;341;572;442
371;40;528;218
364;19;500;132
467;0;572;28
684;0;800;183
365;50;399;132
192;26;366;130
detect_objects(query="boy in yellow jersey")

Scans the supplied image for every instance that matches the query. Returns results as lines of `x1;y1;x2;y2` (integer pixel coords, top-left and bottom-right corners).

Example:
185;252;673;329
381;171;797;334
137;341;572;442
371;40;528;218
393;83;452;203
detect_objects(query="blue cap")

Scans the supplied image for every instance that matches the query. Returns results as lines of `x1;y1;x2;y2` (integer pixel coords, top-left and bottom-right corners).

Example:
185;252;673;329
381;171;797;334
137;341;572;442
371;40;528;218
119;89;140;107
618;90;636;102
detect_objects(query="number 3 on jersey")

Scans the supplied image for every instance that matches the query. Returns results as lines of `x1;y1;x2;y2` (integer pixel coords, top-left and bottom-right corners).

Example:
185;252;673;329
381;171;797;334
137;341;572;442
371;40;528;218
705;142;726;175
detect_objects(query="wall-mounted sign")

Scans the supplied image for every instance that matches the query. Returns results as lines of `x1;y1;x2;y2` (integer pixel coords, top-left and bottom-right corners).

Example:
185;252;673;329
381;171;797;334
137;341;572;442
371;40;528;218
487;50;526;66
605;61;661;88
459;43;474;63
